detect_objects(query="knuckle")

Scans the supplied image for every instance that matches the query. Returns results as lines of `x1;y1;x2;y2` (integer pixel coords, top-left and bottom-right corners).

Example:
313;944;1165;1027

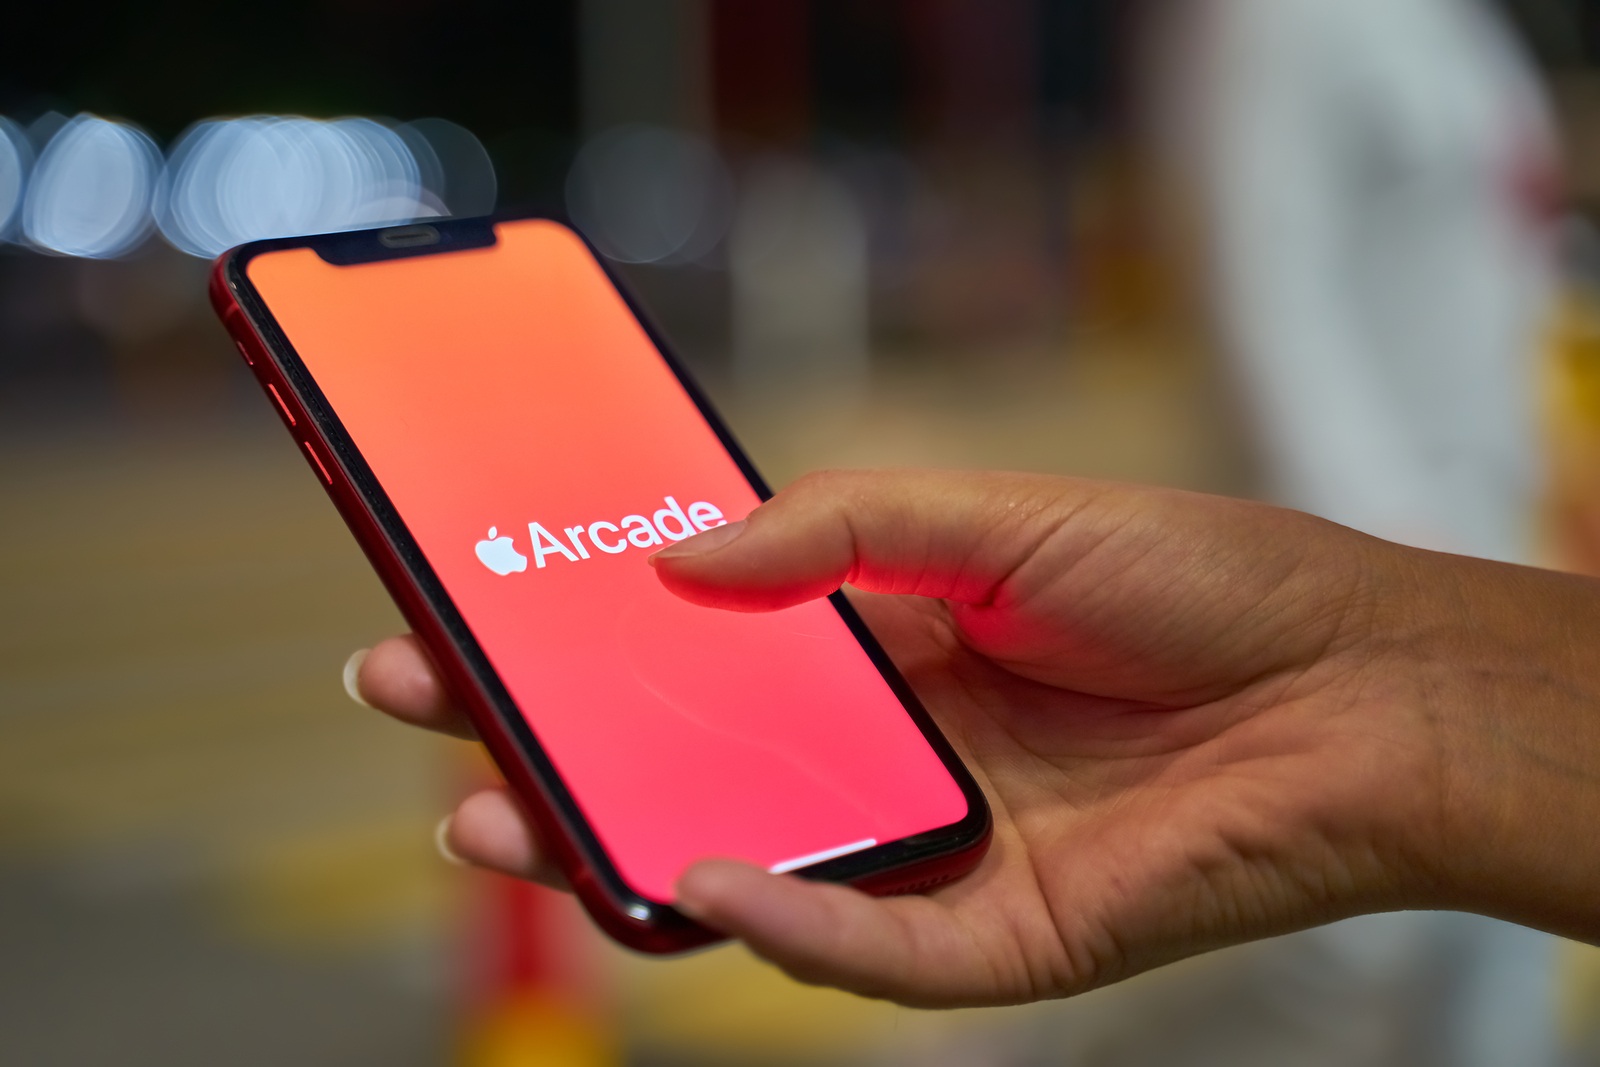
786;468;850;499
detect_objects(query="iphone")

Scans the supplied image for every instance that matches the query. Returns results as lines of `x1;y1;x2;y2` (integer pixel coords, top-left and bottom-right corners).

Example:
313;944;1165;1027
211;215;990;952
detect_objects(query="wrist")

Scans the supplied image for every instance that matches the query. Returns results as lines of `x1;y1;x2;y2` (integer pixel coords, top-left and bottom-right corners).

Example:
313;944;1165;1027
1414;555;1600;941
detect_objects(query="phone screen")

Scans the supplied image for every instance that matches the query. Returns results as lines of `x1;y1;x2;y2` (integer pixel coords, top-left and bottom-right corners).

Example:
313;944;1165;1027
245;219;970;901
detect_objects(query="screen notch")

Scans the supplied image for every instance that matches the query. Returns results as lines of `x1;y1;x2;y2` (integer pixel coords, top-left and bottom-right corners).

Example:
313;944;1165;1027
313;216;498;265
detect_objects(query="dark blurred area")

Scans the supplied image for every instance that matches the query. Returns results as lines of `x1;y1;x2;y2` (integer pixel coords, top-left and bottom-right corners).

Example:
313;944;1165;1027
2;2;1599;1065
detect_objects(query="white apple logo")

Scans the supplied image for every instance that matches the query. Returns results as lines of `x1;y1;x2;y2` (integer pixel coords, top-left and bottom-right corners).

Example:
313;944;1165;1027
475;526;528;576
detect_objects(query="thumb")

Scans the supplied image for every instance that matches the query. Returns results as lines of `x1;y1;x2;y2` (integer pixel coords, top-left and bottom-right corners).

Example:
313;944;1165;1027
673;858;1004;1006
648;469;1102;612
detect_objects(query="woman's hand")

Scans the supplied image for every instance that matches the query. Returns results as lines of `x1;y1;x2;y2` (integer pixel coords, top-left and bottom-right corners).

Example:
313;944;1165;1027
351;470;1600;1007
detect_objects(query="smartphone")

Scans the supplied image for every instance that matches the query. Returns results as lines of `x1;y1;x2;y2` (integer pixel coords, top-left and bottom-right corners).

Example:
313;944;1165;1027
210;214;991;952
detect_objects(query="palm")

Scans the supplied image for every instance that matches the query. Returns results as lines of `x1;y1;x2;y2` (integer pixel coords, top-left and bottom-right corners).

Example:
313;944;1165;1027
839;516;1438;1007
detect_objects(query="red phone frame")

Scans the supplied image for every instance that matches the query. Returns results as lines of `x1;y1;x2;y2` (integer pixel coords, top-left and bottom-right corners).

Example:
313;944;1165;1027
209;213;993;953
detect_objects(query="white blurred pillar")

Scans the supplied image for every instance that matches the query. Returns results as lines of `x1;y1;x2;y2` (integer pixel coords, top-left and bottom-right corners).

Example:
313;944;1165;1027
729;160;870;393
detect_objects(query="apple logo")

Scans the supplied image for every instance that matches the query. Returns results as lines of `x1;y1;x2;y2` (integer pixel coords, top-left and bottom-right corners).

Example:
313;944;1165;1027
475;526;528;576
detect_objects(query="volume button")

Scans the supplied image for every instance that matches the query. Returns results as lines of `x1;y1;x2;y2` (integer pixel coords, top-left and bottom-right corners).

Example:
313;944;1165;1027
234;340;254;366
302;440;333;485
266;383;297;427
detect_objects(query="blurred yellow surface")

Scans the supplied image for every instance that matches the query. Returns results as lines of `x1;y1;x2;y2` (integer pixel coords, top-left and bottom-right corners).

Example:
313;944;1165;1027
462;995;617;1067
0;430;452;953
1562;943;1600;1044
1548;292;1600;574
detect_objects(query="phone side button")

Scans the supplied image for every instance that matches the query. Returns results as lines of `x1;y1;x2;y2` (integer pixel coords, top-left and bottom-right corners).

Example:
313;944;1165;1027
266;383;297;427
302;440;333;485
234;340;254;366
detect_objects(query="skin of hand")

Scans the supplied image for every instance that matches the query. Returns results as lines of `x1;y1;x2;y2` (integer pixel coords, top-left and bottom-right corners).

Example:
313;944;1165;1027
352;469;1600;1008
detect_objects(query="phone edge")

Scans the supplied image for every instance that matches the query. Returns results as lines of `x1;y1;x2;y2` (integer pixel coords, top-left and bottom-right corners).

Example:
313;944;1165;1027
207;215;994;952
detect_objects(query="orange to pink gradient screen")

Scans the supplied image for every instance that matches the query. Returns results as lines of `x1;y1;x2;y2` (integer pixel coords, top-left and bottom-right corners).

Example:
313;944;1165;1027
246;220;968;901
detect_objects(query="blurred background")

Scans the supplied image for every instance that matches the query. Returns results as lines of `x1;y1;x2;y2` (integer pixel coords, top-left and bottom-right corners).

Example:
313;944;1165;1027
3;1;1600;1064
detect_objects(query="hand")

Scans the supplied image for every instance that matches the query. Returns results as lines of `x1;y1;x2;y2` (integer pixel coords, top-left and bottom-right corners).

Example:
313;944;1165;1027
352;470;1600;1006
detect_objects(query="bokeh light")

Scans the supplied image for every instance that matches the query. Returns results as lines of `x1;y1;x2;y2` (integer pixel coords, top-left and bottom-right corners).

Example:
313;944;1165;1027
566;124;731;264
0;116;30;240
155;116;436;259
0;112;497;261
397;117;498;219
20;114;161;259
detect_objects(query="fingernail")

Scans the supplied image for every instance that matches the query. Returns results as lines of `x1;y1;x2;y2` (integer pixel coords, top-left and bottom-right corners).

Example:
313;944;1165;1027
342;649;371;707
434;815;466;867
649;519;747;566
